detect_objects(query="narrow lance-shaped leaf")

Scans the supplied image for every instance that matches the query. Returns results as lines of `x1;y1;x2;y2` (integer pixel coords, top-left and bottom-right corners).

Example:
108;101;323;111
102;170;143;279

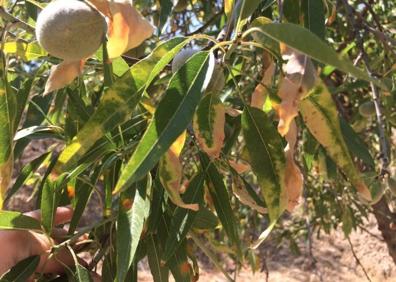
116;176;151;282
0;211;42;231
147;234;169;282
54;37;190;173
242;106;287;221
0;51;16;209
250;20;386;89
299;80;371;200
193;93;226;159
163;173;205;262
159;132;199;211
0;255;40;282
114;51;214;194
200;153;240;248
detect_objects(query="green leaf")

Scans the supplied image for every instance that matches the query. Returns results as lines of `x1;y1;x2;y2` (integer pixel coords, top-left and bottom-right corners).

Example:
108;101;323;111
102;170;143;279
147;234;169;282
116;176;151;282
40;174;67;233
3;41;47;61
114;51;214;194
0;211;41;231
340;118;375;169
192;207;219;230
0;51;16;208
55;37;190;173
158;215;192;282
6;152;50;202
68;167;102;234
199;154;240;246
0;255;40;282
72;264;93;282
284;0;301;24
241;106;286;221
250;21;386;89
299;81;371;199
301;0;326;39
163;173;205;262
235;0;261;34
193;93;225;158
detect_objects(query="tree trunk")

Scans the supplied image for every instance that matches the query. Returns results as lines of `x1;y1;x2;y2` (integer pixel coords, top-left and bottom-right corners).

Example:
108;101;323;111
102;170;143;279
372;198;396;264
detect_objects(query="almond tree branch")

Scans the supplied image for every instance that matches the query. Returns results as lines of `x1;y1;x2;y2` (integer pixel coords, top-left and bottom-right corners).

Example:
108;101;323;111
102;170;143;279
0;6;35;34
339;0;390;177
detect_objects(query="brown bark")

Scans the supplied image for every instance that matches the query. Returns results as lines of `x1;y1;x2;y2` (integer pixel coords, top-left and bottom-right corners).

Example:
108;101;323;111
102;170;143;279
372;198;396;264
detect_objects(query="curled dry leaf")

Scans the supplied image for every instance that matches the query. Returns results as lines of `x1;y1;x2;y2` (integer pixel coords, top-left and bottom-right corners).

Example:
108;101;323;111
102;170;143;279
251;52;275;110
283;121;303;212
229;159;251;174
89;0;155;59
274;45;316;136
44;60;85;95
159;131;199;211
232;176;267;214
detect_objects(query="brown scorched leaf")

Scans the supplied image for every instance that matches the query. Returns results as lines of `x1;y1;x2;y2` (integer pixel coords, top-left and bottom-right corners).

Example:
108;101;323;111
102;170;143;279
89;0;155;59
251;52;275;110
44;60;85;95
159;132;199;211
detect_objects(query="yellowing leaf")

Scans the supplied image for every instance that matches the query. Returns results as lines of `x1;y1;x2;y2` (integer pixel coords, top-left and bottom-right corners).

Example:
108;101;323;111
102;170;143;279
274;46;316;136
251;52;275;110
44;60;85;95
300;80;371;200
224;0;234;18
3;41;47;61
159;132;199;211
284;121;303;212
0;157;12;209
232;177;267;214
229;159;251;174
107;2;154;59
193;93;225;159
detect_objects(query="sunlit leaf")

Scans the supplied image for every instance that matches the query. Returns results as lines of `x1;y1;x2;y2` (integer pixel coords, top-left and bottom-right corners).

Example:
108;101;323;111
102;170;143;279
299;80;371;200
3;41;47;61
116;176;151;282
0;51;16;209
0;211;41;231
54;37;189;173
114;51;214;194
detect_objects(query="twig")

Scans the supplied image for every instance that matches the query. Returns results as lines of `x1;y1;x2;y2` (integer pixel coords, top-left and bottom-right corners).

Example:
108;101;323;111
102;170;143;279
186;11;222;36
346;236;372;282
358;224;385;242
0;6;35;34
189;232;234;282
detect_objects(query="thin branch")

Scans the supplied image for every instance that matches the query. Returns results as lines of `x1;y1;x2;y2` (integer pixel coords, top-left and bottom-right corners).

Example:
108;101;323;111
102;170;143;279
186;11;222;36
0;6;35;34
346;236;372;282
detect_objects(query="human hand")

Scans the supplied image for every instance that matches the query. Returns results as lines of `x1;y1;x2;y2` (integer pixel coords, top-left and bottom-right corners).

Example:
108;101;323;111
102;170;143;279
0;207;78;276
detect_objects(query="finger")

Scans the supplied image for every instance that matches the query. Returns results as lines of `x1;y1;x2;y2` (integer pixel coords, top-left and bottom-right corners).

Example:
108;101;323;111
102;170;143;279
24;206;73;226
54;206;74;225
38;247;74;274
